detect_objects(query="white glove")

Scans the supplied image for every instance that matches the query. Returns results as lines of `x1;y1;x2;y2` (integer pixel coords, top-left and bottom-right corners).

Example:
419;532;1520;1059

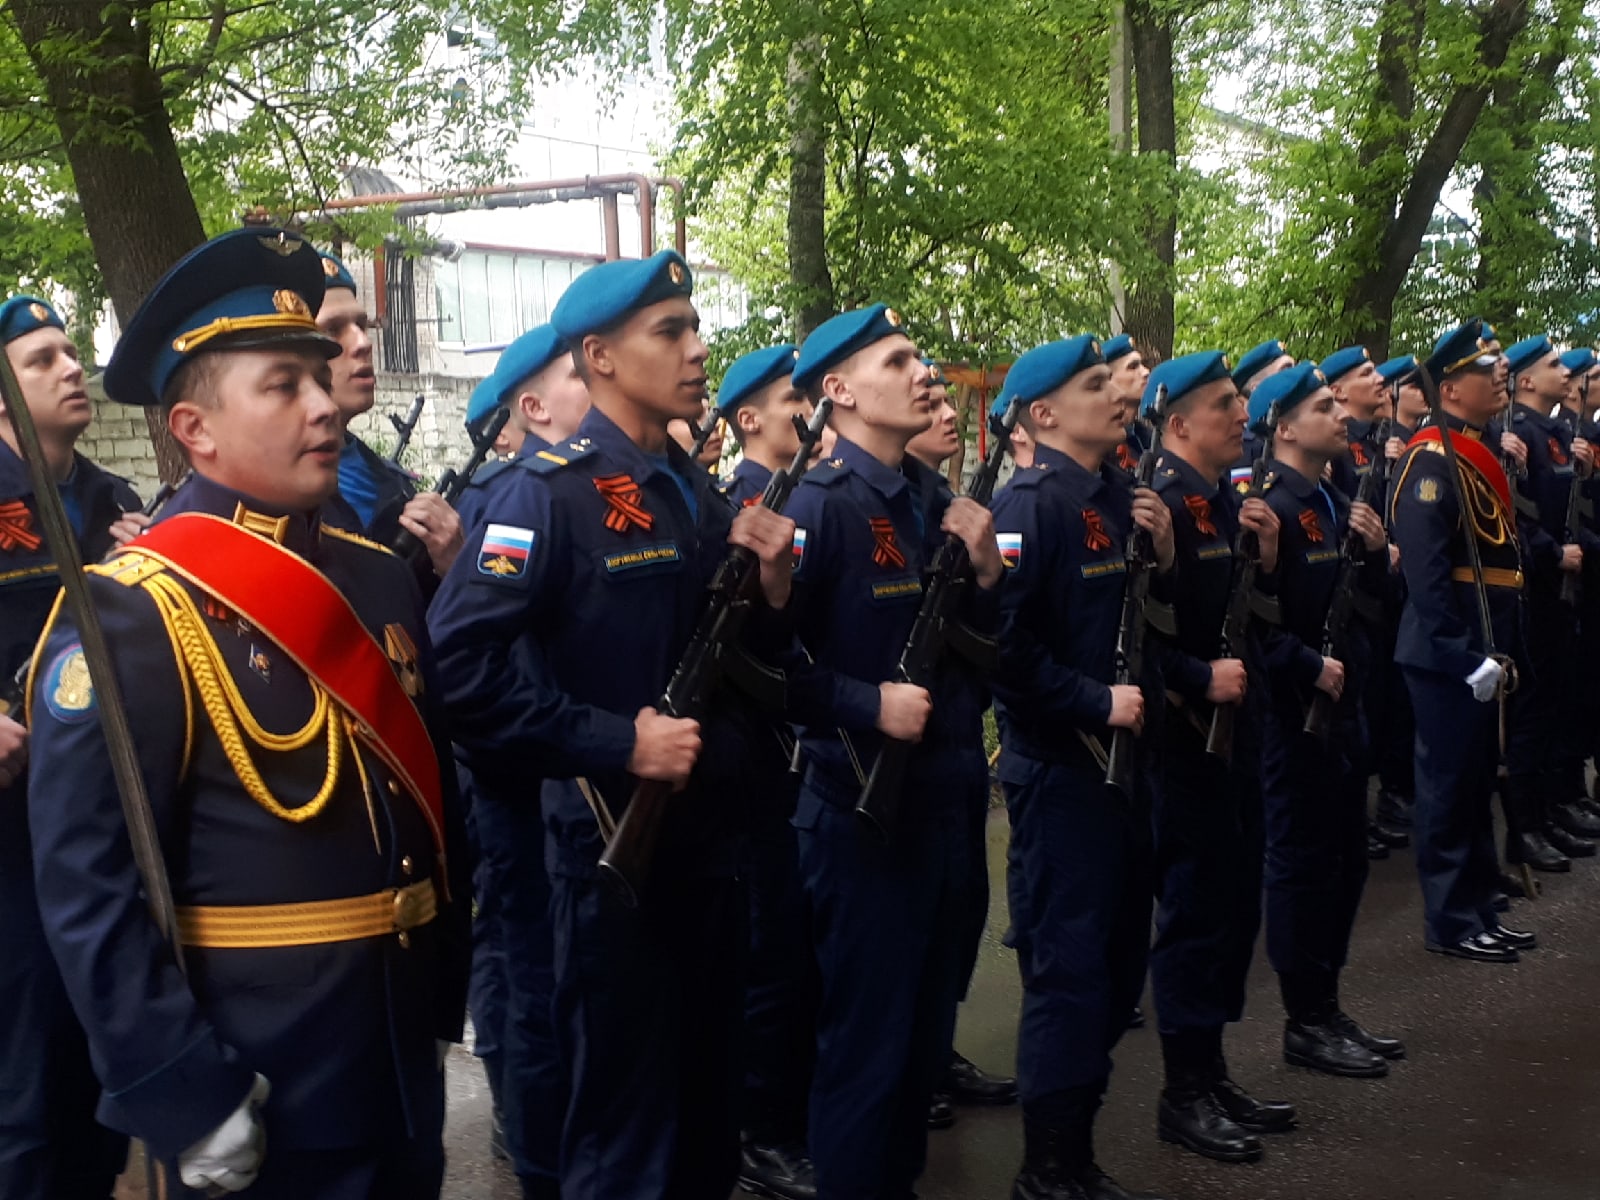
1466;657;1503;703
178;1073;270;1193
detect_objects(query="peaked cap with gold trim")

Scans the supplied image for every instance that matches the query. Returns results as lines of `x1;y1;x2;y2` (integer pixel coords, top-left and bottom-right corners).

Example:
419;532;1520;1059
104;227;339;408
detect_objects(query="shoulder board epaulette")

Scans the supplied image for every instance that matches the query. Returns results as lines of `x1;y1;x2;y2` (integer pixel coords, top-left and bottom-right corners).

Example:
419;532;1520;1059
514;438;597;475
1005;465;1049;490
89;550;168;587
323;524;397;557
466;458;515;490
803;457;854;488
1261;471;1280;492
1153;467;1183;492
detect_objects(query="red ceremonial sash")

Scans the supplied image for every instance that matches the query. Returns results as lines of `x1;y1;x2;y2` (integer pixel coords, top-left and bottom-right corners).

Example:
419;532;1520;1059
123;513;445;856
1406;426;1512;514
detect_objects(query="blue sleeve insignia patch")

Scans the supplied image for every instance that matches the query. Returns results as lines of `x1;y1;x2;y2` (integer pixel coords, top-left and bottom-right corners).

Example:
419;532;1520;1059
43;644;97;724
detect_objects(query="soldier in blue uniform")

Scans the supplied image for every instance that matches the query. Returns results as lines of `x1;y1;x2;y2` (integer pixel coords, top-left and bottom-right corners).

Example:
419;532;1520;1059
1231;339;1293;473
454;323;591;1198
315;252;463;580
1105;336;1150;476
1251;363;1402;1077
0;295;136;1198
781;305;1001;1200
1319;346;1386;509
1142;352;1295;1164
988;335;1173;1200
1390;319;1536;961
27;228;469;1197
428;250;797;1200
707;343;820;1200
1558;347;1600;819
1499;335;1600;867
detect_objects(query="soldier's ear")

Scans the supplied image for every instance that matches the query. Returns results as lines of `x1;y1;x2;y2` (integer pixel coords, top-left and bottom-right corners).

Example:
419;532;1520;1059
736;404;761;439
821;371;853;410
167;401;217;464
581;334;615;381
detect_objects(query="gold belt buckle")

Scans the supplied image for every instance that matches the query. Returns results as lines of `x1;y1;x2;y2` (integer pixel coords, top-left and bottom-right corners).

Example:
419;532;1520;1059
392;882;430;931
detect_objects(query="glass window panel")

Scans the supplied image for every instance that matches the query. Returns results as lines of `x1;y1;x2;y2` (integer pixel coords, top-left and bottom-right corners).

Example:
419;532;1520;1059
459;251;492;345
434;258;462;345
517;256;547;329
488;254;517;344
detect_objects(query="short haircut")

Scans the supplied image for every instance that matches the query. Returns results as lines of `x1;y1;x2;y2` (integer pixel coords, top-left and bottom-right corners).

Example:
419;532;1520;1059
162;352;223;410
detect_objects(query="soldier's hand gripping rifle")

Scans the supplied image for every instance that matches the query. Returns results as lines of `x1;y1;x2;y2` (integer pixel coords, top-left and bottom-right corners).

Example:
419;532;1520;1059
1206;414;1275;764
1303;410;1394;742
385;393;426;468
854;395;1022;842
389;406;510;564
1105;384;1170;800
597;400;832;906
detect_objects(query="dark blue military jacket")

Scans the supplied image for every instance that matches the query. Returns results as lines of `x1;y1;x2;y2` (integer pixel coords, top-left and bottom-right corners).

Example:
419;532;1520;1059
454;433;551;537
1329;417;1381;502
1258;458;1384;713
721;456;772;508
989;444;1163;763
1390;418;1524;678
1510;403;1600;562
783;436;996;806
428;406;785;879
26;473;468;1160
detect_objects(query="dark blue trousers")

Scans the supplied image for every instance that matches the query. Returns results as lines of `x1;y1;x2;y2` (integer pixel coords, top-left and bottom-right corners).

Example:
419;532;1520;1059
1261;708;1369;981
742;766;816;1145
549;872;745;1200
1505;581;1572;780
1150;718;1264;1035
1000;749;1152;1104
796;772;984;1200
1403;667;1502;945
0;788;127;1200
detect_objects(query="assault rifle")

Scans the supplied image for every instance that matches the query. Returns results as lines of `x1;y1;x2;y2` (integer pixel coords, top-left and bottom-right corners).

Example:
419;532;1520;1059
1105;385;1170;800
853;396;1022;842
385;394;426;468
688;409;722;463
597;399;833;906
1559;398;1592;609
1206;417;1275;764
1303;412;1392;742
390;406;509;564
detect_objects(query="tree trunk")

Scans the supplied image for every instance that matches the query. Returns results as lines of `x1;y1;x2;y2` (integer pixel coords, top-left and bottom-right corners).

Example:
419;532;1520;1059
1126;1;1176;361
786;32;835;342
7;0;206;482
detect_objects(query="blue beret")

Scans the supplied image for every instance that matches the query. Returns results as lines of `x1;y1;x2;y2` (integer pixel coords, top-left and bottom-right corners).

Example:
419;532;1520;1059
716;344;799;417
1319;345;1371;385
550;250;693;341
793;305;910;391
1232;339;1288;387
318;252;358;295
921;356;950;389
1141;351;1231;418
1248;361;1327;432
464;323;568;427
1560;347;1597;375
995;335;1104;412
1103;334;1137;364
1377;354;1418;385
0;295;65;344
104;228;336;408
1424;318;1500;380
1504;334;1556;376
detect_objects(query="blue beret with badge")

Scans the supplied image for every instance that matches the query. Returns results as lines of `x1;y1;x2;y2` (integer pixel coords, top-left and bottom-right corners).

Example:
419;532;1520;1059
104;228;337;408
1248;361;1327;431
1377;354;1418;386
793;304;910;391
1319;345;1371;385
318;252;358;295
922;356;949;390
550;249;693;342
996;335;1104;411
1503;334;1556;376
716;344;799;418
465;323;568;428
1141;350;1230;418
1102;334;1137;364
1232;339;1288;387
0;295;66;344
1424;318;1500;380
1560;347;1597;375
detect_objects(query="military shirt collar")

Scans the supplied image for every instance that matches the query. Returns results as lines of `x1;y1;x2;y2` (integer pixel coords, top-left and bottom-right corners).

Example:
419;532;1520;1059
732;456;772;489
514;431;552;459
1264;457;1317;499
1156;450;1225;497
1032;442;1117;496
176;471;325;559
574;405;709;497
832;434;914;501
0;435;91;500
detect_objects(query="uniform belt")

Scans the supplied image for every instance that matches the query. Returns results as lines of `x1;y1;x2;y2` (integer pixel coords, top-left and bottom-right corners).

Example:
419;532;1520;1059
175;880;436;948
1451;566;1523;589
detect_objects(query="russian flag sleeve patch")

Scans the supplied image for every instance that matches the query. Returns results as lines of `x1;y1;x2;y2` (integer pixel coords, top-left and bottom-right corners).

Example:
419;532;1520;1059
791;527;808;570
478;523;537;579
998;532;1022;569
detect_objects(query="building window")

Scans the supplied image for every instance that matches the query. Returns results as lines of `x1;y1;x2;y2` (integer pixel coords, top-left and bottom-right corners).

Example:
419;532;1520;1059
435;248;595;347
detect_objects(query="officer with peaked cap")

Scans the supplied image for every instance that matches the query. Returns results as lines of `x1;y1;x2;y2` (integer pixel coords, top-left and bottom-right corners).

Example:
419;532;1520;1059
782;304;1001;1200
429;249;797;1200
0;295;138;1199
1390;320;1535;960
988;335;1174;1200
1251;363;1402;1076
27;228;469;1196
316;252;463;584
1142;352;1295;1165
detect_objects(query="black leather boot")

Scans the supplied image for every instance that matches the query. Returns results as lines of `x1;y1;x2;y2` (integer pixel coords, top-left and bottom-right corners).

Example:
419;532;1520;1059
1280;976;1387;1079
1330;1009;1406;1060
1012;1118;1091;1200
1544;813;1597;858
1375;788;1414;831
1504;778;1570;872
1157;1049;1262;1161
1208;1032;1295;1133
739;1139;818;1200
945;1050;1019;1106
1551;799;1600;838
